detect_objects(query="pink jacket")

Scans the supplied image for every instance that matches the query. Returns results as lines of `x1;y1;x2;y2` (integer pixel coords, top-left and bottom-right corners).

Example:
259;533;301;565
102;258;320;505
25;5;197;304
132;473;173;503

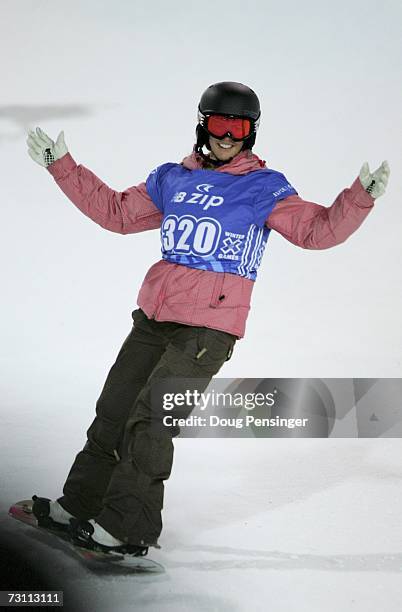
47;150;375;339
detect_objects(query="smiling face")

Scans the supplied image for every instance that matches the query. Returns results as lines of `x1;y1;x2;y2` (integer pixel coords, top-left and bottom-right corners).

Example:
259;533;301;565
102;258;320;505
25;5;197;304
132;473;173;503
208;135;244;161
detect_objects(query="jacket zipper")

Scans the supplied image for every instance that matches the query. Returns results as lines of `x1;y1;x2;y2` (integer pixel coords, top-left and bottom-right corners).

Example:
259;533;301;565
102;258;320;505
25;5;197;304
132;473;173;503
210;272;226;308
151;264;176;319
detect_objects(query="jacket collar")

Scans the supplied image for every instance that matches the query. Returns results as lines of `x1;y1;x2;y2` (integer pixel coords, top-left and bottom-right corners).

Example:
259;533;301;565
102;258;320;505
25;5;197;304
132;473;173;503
180;149;267;175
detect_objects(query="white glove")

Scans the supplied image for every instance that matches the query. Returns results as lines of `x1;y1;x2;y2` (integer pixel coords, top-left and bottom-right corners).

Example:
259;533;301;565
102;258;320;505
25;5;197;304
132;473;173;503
359;160;390;199
27;127;68;167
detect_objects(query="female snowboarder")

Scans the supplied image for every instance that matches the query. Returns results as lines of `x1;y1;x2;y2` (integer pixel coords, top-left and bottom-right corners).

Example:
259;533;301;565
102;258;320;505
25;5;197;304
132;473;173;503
26;82;390;558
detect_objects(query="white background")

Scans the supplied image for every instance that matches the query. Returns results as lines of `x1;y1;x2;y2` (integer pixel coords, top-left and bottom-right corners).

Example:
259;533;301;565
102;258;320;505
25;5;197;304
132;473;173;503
1;1;402;610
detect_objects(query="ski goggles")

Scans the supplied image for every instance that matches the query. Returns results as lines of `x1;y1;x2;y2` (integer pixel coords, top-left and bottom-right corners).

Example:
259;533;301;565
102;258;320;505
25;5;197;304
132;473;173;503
204;114;252;141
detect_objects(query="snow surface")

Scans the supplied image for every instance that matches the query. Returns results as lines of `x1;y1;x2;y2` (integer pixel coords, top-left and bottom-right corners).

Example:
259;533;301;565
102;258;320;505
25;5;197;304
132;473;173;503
2;429;402;612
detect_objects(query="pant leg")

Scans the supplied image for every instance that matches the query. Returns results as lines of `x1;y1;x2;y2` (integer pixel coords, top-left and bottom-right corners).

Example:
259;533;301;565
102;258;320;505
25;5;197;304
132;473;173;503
57;309;167;519
95;324;237;546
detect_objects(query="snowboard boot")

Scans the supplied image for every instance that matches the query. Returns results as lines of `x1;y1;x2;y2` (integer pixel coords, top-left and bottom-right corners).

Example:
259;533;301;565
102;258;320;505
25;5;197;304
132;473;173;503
68;518;148;557
31;495;74;536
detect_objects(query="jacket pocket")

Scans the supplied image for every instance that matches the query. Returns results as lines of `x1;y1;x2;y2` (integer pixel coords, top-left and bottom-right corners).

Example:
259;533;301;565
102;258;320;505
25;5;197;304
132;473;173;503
210;272;226;308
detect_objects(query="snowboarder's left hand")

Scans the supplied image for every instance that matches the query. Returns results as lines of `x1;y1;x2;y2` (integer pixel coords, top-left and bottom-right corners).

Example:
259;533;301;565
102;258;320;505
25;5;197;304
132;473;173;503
359;160;390;199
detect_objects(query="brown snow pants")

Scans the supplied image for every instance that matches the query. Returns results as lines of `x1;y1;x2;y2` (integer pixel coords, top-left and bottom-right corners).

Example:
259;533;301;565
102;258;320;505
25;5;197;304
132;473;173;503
57;308;237;547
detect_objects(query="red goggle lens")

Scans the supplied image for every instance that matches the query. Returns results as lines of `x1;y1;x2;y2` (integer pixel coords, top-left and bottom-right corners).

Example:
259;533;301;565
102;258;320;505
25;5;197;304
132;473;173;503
206;115;251;140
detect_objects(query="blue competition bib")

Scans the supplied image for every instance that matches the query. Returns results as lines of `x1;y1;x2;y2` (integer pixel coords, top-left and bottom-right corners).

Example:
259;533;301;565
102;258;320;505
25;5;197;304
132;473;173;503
146;162;297;281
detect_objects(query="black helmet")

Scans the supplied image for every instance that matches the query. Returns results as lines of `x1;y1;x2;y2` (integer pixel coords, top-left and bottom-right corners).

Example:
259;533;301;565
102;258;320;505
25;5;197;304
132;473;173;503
194;81;261;163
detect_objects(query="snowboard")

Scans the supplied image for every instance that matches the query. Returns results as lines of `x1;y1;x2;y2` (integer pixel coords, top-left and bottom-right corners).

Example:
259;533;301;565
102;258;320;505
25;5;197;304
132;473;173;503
8;499;164;573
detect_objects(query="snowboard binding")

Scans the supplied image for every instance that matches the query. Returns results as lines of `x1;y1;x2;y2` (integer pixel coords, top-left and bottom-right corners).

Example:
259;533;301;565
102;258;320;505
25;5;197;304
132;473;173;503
31;495;70;535
68;518;149;558
9;498;164;572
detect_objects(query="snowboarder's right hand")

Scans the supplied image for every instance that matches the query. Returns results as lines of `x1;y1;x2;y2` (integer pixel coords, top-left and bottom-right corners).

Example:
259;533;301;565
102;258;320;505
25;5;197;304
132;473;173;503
27;127;68;167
